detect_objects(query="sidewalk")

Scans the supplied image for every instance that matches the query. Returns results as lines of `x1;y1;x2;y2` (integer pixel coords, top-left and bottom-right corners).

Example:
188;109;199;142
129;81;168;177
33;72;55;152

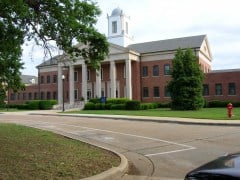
24;109;240;126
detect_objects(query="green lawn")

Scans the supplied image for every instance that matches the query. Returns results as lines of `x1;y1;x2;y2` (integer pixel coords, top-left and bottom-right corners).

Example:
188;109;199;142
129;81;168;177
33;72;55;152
68;108;240;120
0;108;19;112
0;123;120;179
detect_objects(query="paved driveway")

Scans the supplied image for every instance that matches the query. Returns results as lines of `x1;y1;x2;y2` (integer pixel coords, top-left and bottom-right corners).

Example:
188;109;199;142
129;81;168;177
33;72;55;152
1;112;240;179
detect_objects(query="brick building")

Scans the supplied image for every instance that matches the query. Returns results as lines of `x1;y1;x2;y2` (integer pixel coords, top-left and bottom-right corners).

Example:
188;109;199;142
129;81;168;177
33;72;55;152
8;7;240;105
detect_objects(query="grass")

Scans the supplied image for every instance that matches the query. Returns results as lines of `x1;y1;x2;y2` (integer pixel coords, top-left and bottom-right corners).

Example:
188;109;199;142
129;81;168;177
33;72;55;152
0;123;120;179
68;108;240;120
0;108;20;112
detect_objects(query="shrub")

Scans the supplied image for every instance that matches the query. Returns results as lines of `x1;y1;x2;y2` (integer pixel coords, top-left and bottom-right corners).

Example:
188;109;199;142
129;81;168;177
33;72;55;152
106;98;129;104
125;100;140;110
158;102;171;108
208;100;228;108
16;104;28;110
95;103;103;110
89;98;101;104
140;103;148;110
104;103;112;110
207;100;240;108
84;102;95;110
232;102;240;107
26;100;40;110
39;100;55;110
111;104;126;110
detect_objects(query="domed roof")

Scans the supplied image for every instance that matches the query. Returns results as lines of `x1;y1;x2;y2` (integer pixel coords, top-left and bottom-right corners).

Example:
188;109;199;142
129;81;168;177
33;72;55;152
111;7;123;16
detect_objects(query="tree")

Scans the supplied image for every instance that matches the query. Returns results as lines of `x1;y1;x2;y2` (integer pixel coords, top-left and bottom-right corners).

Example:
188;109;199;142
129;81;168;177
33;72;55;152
0;0;108;95
167;48;204;110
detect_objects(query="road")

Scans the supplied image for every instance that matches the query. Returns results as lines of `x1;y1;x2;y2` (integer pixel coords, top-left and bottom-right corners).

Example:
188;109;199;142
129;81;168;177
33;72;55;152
1;112;240;179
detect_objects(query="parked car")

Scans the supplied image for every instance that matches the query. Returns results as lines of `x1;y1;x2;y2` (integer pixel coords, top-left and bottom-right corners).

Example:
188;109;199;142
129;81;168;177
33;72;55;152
185;152;240;179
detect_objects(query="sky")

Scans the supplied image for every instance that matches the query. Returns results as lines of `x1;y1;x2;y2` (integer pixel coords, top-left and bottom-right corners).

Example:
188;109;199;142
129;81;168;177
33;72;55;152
22;0;240;76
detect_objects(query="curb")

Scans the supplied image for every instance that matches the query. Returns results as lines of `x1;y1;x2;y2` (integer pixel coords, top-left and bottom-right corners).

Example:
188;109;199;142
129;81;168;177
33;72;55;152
82;153;128;180
29;113;240;127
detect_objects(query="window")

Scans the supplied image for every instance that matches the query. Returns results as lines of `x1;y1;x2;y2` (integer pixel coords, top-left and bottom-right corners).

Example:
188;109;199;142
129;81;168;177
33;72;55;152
10;93;15;101
74;71;78;82
34;92;38;100
153;65;159;76
142;66;148;77
153;87;160;97
74;89;78;100
53;75;57;83
47;92;51;100
87;89;91;100
40;76;44;84
164;64;170;75
87;70;90;81
112;21;117;33
164;86;171;97
125;22;128;34
40;92;44;100
215;83;222;95
47;75;50;83
28;93;32;100
53;91;57;100
143;87;149;97
23;93;26;100
203;84;209;96
228;83;236;95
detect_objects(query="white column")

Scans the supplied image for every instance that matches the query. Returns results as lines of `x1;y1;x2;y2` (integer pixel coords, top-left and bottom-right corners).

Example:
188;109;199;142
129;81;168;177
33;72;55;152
69;65;74;105
110;61;116;98
125;59;132;100
96;69;101;98
57;64;63;104
82;62;87;101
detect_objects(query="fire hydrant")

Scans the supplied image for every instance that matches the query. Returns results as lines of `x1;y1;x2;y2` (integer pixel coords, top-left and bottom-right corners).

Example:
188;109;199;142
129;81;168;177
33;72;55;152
227;103;233;118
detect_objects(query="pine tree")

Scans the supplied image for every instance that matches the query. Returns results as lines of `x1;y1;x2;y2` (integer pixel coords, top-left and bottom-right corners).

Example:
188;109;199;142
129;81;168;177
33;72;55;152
167;48;204;110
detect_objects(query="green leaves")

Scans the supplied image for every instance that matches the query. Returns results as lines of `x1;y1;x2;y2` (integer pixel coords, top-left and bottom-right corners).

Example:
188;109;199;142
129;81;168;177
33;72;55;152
0;0;108;96
167;48;204;110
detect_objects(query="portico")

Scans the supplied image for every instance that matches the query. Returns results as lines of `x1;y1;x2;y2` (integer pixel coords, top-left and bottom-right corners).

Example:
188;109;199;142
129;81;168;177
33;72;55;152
57;47;139;105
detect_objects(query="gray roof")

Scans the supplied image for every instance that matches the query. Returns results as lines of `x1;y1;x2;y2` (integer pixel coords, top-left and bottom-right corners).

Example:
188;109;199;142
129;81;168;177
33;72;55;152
36;35;207;68
21;75;38;85
37;55;60;68
210;69;240;73
127;35;206;54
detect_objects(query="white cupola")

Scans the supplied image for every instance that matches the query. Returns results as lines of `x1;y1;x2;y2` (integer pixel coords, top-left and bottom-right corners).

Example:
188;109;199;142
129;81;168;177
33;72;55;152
107;7;134;47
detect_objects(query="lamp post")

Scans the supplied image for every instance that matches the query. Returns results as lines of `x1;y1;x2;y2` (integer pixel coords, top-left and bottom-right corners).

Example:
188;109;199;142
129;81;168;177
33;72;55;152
62;74;65;112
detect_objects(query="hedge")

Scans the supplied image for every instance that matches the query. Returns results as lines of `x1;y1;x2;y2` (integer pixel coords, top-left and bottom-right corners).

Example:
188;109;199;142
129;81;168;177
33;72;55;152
26;100;41;110
106;98;129;104
207;100;240;108
39;100;57;110
84;102;95;110
111;104;126;110
125;100;140;110
89;98;102;104
7;100;57;110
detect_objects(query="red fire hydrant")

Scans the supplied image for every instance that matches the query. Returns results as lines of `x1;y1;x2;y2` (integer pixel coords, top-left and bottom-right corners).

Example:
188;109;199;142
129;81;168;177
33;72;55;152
227;103;233;118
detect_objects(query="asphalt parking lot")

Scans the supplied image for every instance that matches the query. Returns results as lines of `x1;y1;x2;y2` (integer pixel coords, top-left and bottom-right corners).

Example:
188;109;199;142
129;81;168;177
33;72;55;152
1;112;240;179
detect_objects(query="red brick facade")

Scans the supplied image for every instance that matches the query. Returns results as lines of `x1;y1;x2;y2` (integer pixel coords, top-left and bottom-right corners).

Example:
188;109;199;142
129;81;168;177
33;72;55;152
7;36;240;105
